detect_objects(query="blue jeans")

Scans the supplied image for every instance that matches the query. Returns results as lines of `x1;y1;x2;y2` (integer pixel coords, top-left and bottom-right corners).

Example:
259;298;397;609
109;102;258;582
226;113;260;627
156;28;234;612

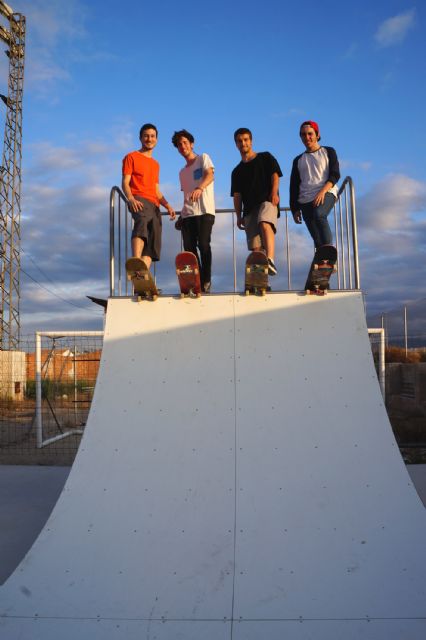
300;192;335;248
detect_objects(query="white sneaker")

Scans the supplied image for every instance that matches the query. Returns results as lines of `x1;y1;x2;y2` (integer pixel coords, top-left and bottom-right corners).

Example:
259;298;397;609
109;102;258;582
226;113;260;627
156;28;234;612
268;258;277;276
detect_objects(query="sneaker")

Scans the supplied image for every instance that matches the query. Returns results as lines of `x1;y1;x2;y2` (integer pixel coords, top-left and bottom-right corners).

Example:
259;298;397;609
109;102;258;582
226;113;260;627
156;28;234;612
267;258;277;276
203;281;211;293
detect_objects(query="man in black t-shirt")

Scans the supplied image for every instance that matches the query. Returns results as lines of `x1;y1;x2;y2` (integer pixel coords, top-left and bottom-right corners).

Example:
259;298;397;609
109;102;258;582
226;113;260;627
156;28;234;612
231;127;282;275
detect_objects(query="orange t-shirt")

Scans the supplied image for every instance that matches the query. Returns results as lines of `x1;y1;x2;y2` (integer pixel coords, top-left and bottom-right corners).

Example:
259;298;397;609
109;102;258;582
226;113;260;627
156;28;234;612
122;151;160;206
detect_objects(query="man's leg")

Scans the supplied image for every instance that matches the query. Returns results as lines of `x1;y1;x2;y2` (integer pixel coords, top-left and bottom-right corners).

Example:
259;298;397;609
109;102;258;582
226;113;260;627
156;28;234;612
244;212;262;252
314;193;334;246
257;202;278;275
130;202;152;268
131;237;151;268
259;222;275;260
300;203;322;248
197;214;215;288
181;218;199;256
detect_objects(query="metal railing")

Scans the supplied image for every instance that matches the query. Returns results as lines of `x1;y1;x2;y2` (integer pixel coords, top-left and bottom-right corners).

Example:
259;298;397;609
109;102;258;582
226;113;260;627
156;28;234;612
110;177;360;296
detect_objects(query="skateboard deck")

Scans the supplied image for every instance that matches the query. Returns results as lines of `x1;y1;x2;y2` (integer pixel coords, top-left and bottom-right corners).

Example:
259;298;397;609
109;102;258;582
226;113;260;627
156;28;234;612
125;257;158;301
245;251;269;296
305;244;337;296
175;251;201;298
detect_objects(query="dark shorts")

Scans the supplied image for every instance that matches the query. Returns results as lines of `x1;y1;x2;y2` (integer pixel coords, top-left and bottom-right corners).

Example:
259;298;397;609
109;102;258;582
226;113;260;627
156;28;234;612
130;197;162;261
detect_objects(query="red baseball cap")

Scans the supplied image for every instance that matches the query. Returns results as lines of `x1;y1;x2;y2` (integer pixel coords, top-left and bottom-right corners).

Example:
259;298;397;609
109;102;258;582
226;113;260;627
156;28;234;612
300;120;321;140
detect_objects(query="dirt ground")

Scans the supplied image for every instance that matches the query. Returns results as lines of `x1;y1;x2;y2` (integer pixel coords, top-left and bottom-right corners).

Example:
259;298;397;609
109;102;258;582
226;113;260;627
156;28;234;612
0;399;84;465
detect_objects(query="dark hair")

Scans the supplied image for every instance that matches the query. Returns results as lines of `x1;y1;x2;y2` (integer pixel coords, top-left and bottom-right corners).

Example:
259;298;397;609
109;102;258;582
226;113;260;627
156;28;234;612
139;123;158;138
234;127;252;142
172;129;195;147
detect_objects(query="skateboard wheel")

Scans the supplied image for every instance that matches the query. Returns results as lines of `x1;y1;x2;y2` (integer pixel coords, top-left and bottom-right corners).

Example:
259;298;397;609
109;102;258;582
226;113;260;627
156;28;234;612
261;289;266;296
333;265;337;272
305;289;311;295
196;292;201;298
245;289;250;296
180;292;185;298
313;264;319;271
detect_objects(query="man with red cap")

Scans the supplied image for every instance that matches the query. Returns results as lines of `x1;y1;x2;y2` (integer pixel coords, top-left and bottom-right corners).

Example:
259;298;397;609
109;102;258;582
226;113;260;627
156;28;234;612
289;120;340;248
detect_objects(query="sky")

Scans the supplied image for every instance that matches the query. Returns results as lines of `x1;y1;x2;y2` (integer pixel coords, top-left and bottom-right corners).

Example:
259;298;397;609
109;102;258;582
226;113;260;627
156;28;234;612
1;0;425;341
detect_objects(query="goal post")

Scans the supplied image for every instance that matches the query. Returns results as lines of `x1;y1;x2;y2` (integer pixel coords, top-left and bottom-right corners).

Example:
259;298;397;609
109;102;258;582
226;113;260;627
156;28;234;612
35;331;104;448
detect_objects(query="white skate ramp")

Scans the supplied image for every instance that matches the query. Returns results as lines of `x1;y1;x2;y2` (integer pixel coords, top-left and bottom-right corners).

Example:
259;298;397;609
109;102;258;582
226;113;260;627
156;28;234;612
1;292;426;639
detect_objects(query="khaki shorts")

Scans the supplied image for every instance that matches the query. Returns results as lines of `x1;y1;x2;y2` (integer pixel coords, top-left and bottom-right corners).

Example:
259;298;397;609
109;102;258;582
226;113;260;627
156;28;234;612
244;201;278;250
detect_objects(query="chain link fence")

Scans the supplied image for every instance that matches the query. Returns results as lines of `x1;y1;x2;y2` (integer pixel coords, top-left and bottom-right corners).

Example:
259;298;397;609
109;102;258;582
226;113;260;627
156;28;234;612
0;333;103;465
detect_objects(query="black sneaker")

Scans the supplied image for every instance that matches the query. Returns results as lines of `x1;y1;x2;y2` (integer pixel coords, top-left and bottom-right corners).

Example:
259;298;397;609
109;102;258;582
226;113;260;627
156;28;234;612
267;258;277;276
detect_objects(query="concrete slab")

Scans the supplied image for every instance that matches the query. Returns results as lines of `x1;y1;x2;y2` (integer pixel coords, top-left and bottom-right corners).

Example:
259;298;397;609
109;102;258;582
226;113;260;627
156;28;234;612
0;465;70;584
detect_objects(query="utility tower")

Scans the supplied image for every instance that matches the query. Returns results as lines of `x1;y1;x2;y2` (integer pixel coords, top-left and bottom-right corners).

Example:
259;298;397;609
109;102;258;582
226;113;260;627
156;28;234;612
0;1;25;350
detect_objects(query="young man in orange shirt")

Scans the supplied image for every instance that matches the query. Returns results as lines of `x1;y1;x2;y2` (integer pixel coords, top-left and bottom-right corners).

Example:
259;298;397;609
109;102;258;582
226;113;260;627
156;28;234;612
122;123;175;270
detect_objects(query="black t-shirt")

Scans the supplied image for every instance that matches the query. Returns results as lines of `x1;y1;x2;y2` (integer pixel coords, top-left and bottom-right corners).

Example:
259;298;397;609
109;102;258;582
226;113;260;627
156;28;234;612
231;151;282;215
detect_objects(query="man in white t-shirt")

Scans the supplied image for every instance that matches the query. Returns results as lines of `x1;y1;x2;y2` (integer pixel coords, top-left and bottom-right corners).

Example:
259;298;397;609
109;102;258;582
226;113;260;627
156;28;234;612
290;120;340;249
172;129;215;293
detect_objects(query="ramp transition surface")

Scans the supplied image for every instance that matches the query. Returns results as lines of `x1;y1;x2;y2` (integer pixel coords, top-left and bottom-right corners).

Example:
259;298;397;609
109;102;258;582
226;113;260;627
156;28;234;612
1;292;425;639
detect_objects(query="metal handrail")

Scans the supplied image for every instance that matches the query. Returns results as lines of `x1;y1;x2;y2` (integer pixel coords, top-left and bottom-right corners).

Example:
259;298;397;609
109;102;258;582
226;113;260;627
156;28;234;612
109;177;360;296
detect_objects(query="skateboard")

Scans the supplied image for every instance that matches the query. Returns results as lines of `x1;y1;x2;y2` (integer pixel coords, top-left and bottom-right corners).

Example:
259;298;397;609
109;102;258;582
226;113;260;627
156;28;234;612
175;251;201;298
125;257;158;301
304;244;337;296
245;251;269;296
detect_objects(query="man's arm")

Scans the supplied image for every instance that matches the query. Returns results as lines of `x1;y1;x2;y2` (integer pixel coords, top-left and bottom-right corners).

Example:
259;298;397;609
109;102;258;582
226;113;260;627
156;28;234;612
233;193;245;229
312;180;334;207
312;147;340;207
270;172;280;206
191;167;214;202
289;157;302;224
156;184;176;219
122;174;144;212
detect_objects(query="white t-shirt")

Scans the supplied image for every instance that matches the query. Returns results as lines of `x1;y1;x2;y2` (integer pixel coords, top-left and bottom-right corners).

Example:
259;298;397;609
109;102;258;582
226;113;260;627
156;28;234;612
297;147;339;204
179;153;215;218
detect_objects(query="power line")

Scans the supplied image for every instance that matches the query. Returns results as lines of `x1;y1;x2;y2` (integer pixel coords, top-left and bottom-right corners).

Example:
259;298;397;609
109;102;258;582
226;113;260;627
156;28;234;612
21;267;101;312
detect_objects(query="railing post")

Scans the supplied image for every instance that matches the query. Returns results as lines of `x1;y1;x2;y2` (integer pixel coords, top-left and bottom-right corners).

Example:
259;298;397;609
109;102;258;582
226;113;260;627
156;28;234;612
109;188;116;297
348;177;361;289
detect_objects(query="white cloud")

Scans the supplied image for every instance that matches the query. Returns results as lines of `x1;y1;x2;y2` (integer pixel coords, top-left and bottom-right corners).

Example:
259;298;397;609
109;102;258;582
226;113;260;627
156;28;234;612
375;9;416;48
340;159;372;172
356;174;426;313
358;174;426;232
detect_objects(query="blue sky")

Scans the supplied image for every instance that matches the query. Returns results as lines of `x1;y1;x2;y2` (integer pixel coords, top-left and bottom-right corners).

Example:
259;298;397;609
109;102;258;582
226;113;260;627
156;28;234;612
1;0;425;338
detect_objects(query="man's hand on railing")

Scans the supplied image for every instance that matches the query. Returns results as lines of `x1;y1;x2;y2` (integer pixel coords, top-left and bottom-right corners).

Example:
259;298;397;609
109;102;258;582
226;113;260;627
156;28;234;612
236;214;245;230
292;211;302;224
164;203;176;220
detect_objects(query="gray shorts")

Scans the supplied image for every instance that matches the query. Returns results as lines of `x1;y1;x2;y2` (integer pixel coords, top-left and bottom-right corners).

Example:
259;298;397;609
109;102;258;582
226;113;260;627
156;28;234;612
130;197;162;261
244;201;278;250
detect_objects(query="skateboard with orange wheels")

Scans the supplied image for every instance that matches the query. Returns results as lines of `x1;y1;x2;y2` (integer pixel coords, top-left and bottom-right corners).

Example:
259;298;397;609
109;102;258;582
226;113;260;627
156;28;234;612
244;251;269;296
305;245;337;296
175;251;201;298
125;257;158;301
